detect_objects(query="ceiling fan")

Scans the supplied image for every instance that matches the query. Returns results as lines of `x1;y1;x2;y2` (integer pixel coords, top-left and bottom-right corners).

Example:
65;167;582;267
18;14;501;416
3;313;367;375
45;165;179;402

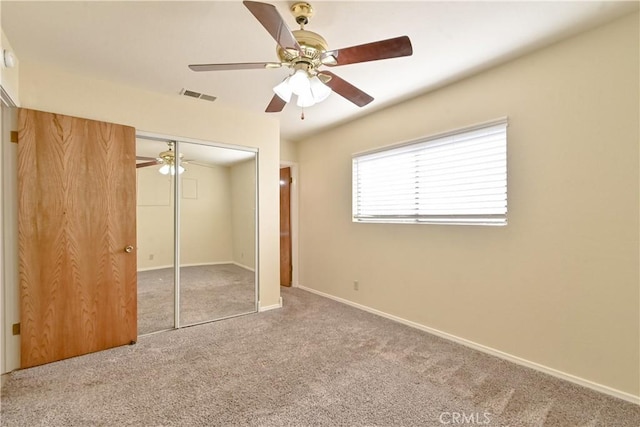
188;1;413;114
136;142;186;175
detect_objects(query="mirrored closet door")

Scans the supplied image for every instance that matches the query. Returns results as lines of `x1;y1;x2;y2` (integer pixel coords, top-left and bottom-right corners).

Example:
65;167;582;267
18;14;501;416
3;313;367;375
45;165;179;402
135;138;175;335
178;141;257;325
135;136;257;334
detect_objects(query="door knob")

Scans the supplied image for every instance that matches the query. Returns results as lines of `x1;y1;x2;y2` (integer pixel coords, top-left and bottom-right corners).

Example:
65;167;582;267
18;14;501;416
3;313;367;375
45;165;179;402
124;245;134;253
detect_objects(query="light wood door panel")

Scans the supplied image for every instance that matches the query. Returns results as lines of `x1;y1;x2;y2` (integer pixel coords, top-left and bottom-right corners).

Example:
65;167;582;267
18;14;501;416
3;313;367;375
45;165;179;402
18;108;137;368
280;167;292;286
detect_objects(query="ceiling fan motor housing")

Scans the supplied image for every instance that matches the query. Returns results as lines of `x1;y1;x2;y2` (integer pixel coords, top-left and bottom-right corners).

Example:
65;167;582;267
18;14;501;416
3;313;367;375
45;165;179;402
158;142;184;164
277;29;328;71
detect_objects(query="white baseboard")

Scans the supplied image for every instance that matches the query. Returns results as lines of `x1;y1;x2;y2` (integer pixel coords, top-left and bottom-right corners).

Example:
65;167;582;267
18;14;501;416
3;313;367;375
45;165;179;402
137;264;174;272
233;262;255;272
182;261;235;268
297;285;639;405
259;297;283;312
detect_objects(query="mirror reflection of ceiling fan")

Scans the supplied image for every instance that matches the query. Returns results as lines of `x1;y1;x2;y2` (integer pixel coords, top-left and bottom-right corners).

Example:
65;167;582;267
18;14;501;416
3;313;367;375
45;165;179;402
188;1;413;114
136;141;186;175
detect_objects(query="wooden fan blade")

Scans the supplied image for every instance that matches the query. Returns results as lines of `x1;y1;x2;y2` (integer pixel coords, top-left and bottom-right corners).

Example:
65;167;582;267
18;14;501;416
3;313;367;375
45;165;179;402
136;160;160;169
136;156;157;161
319;71;374;107
323;36;413;67
243;1;302;52
265;94;287;112
189;62;282;72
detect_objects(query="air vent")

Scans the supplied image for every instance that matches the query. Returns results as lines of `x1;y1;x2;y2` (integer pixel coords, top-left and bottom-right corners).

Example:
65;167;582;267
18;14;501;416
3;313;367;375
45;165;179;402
199;94;217;102
182;89;200;98
179;88;217;102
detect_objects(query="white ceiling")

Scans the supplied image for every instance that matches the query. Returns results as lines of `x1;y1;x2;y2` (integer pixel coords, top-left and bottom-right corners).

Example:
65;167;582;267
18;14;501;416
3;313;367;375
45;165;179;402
2;1;638;142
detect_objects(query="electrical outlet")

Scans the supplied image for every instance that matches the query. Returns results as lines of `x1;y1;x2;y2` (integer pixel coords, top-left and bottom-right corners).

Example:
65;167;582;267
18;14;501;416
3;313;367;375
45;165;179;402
353;280;359;291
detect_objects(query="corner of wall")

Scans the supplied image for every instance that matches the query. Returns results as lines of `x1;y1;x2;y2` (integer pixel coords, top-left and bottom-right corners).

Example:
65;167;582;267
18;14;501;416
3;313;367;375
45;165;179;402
259;296;283;312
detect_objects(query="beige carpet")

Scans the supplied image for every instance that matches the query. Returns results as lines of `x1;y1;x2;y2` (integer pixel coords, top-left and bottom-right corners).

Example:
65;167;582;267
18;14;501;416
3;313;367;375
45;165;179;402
1;287;638;426
137;264;256;335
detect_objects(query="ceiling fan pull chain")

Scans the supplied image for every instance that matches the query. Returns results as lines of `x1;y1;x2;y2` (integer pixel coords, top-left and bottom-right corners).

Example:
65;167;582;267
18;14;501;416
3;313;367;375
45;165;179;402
300;107;305;120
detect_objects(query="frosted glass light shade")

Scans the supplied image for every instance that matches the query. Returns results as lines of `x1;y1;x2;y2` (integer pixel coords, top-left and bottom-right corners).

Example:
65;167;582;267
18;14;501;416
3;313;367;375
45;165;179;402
310;76;331;102
158;163;185;175
289;69;311;95
296;87;316;108
271;70;333;108
273;79;292;102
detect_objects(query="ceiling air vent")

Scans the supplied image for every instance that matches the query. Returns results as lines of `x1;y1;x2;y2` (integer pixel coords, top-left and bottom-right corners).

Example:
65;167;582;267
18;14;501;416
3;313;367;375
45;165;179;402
179;88;217;102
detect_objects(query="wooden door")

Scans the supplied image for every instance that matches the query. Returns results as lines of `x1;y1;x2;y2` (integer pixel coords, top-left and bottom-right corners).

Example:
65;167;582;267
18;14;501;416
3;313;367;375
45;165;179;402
279;167;292;286
17;108;137;368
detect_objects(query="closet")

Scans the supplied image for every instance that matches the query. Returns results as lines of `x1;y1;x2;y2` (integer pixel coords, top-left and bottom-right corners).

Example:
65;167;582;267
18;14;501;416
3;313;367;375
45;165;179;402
135;134;258;335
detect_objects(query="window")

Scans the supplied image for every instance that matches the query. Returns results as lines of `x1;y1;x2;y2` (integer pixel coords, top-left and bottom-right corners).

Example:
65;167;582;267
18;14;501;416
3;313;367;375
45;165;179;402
352;119;508;226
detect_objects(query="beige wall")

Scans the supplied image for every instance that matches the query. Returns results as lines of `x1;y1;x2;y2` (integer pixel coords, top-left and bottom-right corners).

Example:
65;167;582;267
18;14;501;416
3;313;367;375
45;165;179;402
280;138;298;163
230;159;257;270
137;162;237;271
1;60;280;372
136;165;176;270
179;163;234;267
297;13;639;398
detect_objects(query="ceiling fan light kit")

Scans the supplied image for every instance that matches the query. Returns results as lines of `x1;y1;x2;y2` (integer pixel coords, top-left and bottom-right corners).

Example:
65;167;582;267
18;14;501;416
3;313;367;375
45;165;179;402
137;141;186;175
158;164;185;176
158;143;186;175
188;1;413;115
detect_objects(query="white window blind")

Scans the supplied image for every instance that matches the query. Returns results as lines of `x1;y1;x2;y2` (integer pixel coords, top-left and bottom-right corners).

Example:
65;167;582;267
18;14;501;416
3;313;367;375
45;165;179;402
352;119;507;225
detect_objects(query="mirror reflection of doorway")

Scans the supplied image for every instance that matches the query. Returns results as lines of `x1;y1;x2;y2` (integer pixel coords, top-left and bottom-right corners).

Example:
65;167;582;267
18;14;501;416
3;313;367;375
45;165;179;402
135;136;257;335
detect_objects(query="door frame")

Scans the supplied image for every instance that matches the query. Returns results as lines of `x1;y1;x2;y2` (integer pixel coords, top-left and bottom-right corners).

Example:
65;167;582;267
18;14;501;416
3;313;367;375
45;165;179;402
279;162;298;287
1;100;20;374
